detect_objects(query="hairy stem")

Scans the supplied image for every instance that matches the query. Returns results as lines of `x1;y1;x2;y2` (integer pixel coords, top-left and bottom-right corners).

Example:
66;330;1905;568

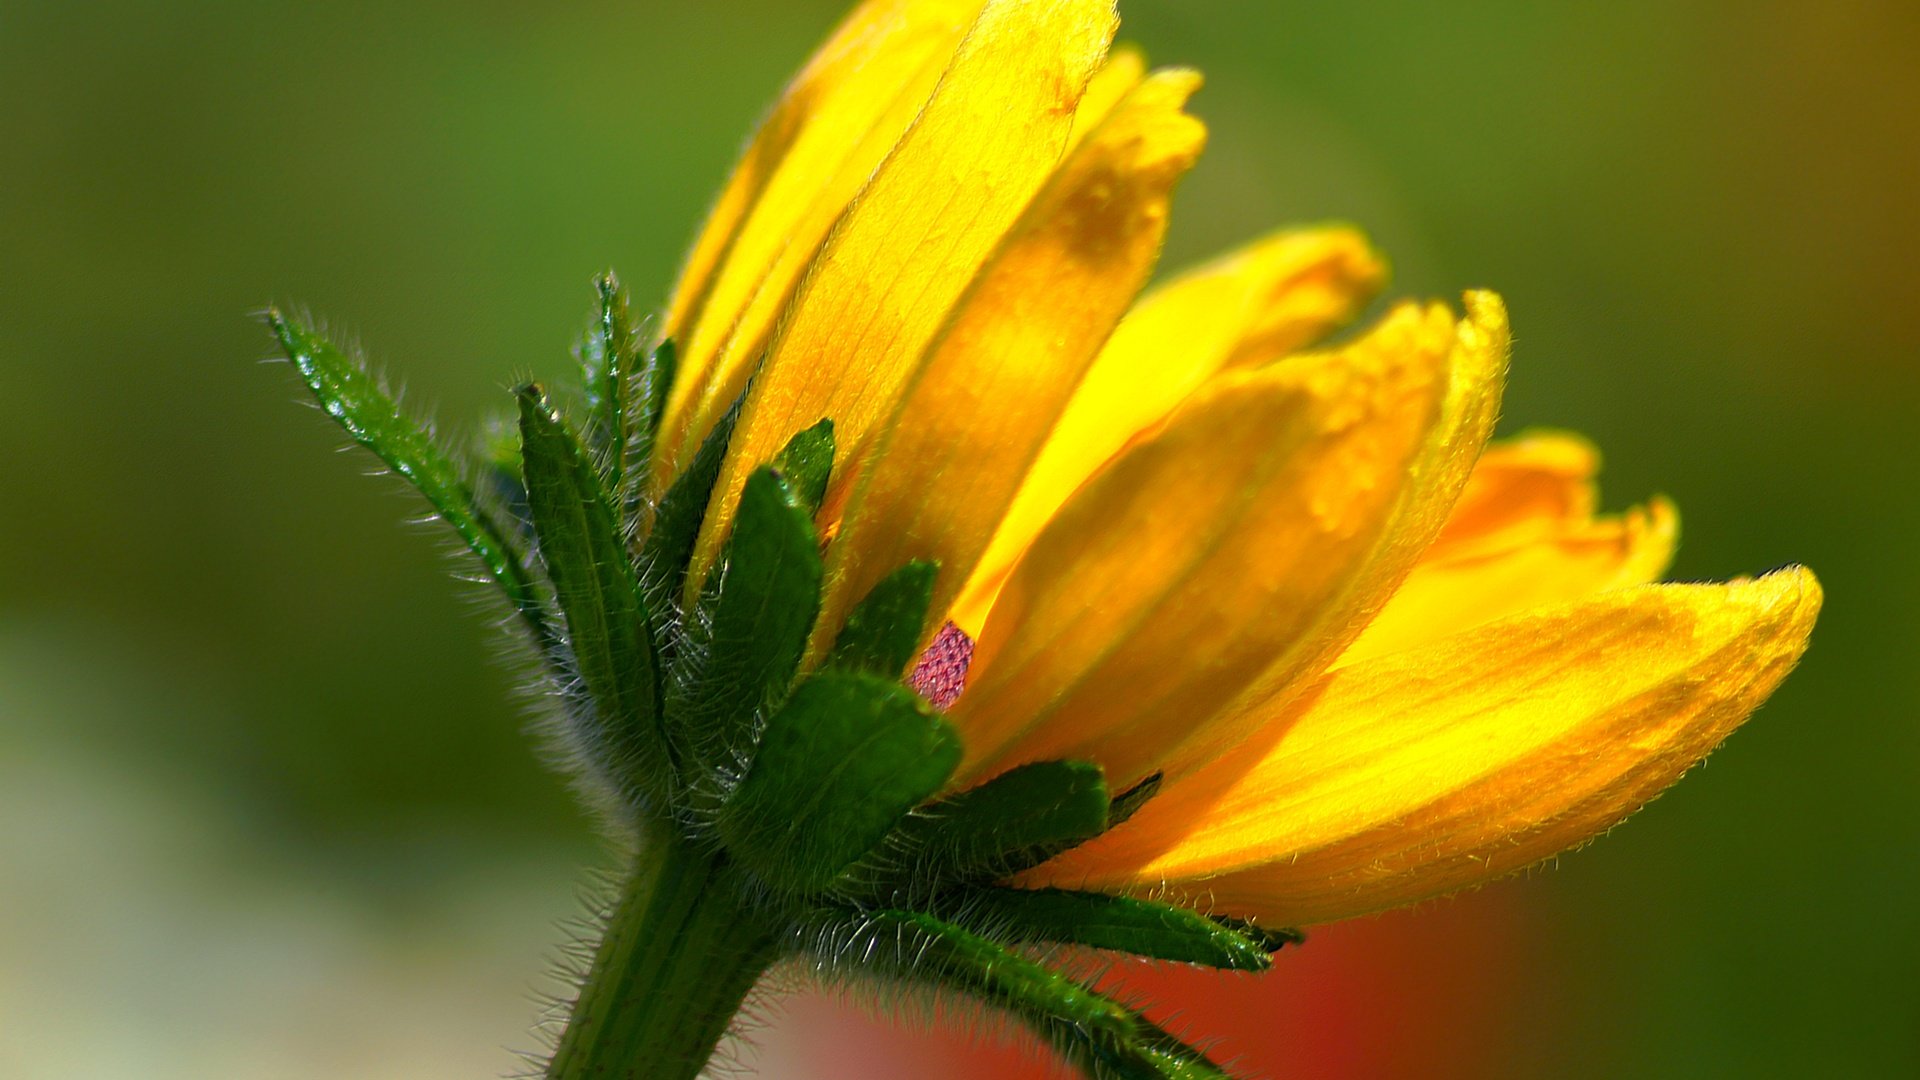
548;828;775;1080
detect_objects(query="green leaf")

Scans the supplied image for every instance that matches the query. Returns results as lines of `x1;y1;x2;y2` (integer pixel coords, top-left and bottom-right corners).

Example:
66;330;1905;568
955;887;1275;971
804;907;1232;1080
517;385;665;800
579;273;642;495
638;392;742;629
666;465;823;804
719;672;960;894
772;418;834;516
268;310;550;645
827;560;939;678
853;760;1110;896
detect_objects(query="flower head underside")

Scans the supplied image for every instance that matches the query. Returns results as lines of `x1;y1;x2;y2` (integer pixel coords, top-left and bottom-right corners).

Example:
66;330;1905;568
644;0;1820;926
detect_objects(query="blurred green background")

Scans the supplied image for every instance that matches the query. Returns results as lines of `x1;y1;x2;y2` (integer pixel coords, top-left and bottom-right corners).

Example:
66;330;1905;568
2;1;1914;1076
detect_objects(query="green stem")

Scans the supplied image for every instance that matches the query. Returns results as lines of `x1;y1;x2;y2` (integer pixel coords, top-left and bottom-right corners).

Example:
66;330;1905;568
548;828;777;1080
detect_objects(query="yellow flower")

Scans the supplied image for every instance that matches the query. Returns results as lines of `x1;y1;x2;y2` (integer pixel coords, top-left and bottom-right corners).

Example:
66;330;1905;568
651;0;1819;926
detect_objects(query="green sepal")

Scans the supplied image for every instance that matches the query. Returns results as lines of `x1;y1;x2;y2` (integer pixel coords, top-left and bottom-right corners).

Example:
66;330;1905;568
622;337;678;510
955;886;1275;971
1107;1017;1235;1080
828;559;939;678
1207;914;1304;952
811;907;1134;1043
637;339;677;443
851;760;1109;898
982;768;1165;879
638;392;742;629
772;418;834;516
665;465;823;807
805;907;1231;1080
267;310;551;645
1109;771;1163;828
477;414;532;544
480;413;526;492
517;385;665;801
719;672;960;895
579;272;642;494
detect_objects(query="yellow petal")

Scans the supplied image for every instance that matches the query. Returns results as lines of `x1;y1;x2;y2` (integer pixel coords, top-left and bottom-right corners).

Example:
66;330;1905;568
815;69;1207;658
951;299;1481;788
1022;567;1821;925
1425;429;1601;560
1067;43;1147;147
959;293;1506;784
948;225;1389;636
654;0;985;485
684;0;1119;600
1154;291;1509;776
1339;496;1679;665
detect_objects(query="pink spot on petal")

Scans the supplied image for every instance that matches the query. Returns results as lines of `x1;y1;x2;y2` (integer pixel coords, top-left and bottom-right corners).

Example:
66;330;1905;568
907;622;973;711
